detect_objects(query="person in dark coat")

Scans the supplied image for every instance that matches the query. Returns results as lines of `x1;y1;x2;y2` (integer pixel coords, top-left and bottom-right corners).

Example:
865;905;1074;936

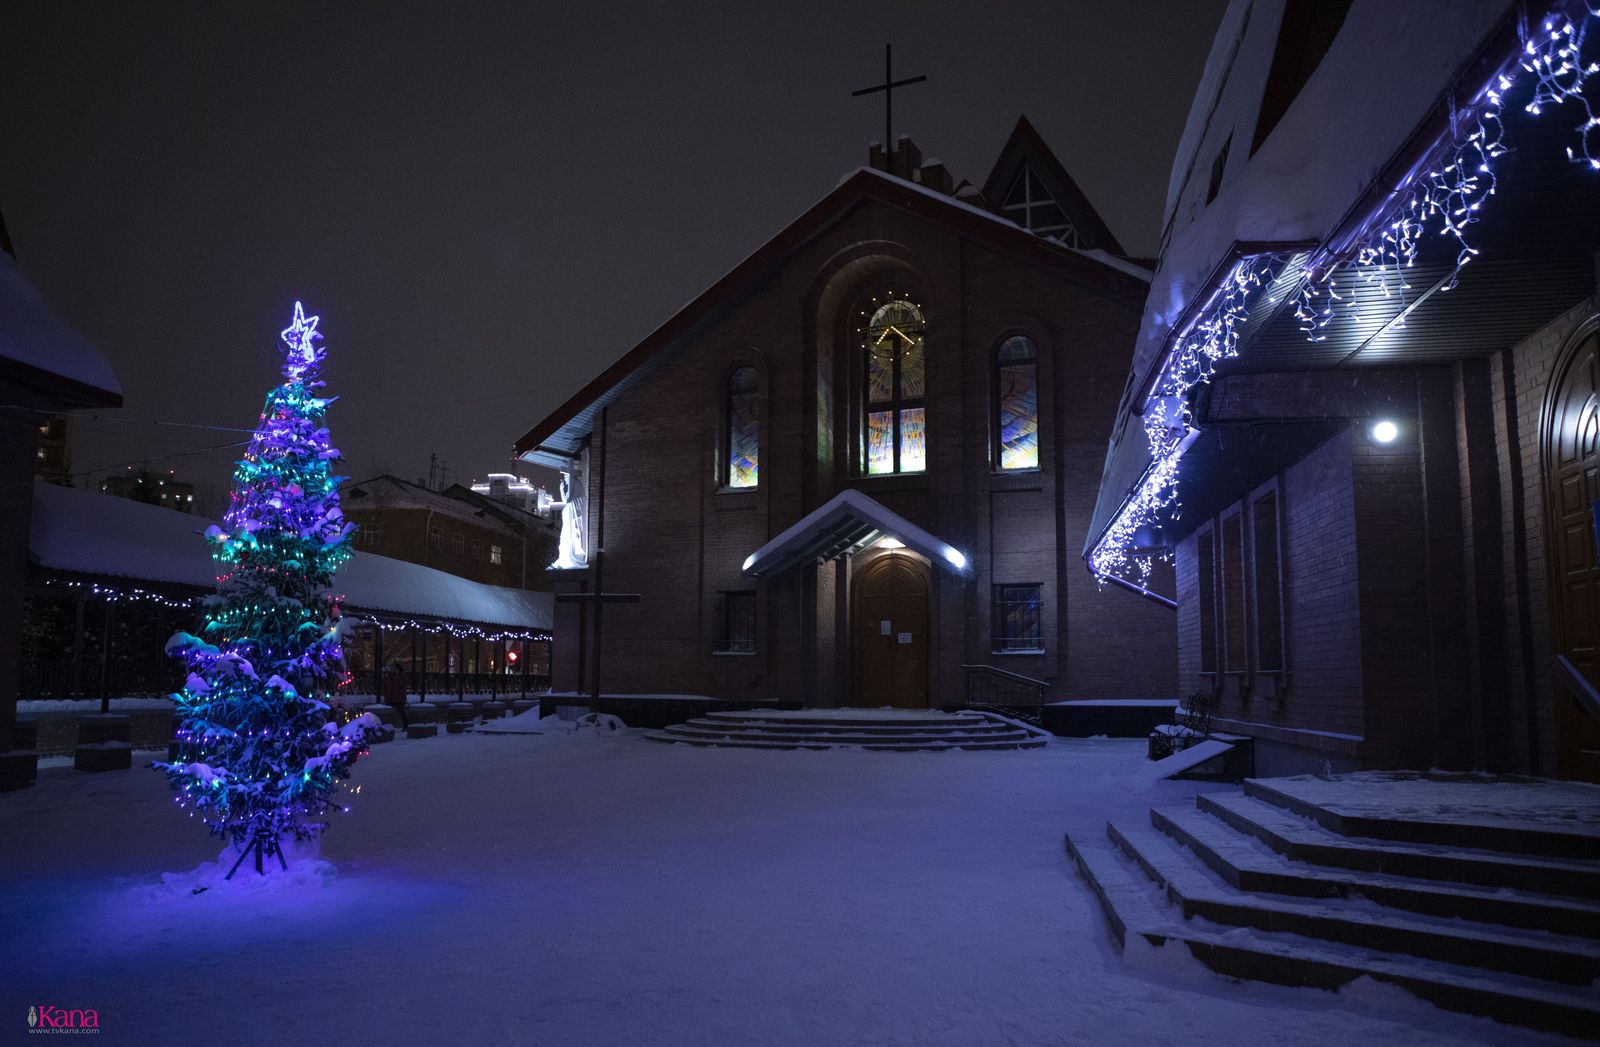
383;661;410;728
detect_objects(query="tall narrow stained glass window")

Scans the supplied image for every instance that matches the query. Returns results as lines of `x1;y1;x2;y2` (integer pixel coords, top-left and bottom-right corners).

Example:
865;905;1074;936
861;298;927;474
726;366;759;488
995;335;1039;470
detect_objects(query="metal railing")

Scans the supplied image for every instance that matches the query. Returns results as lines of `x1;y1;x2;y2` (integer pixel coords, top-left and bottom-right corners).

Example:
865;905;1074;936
1553;655;1600;724
962;663;1049;711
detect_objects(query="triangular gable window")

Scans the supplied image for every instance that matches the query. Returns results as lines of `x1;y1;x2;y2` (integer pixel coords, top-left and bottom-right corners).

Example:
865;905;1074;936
1000;166;1083;247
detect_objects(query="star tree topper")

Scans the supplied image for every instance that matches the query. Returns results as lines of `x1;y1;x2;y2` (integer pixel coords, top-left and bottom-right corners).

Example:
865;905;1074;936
280;300;324;382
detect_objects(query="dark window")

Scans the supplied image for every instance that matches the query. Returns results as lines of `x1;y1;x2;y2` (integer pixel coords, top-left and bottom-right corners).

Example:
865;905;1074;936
471;538;484;562
1197;527;1218;675
1252;0;1354;153
994;336;1039;471
428;527;444;552
716;591;756;653
357;527;384;549
861;298;927;475
1205;134;1232;205
1220;513;1248;672
726;366;760;488
450;533;465;556
992;584;1043;652
1000;166;1083;246
1252;491;1285;672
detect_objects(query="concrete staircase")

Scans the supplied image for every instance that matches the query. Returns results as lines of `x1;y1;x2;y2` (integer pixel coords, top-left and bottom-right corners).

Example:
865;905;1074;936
644;709;1049;751
1067;776;1600;1036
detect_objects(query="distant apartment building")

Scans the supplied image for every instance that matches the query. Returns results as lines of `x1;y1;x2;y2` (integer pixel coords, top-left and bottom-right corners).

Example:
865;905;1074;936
100;467;195;512
342;474;557;591
33;414;70;484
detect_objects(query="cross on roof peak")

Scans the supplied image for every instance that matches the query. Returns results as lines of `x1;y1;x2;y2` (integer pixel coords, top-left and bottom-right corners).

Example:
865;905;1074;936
851;44;926;153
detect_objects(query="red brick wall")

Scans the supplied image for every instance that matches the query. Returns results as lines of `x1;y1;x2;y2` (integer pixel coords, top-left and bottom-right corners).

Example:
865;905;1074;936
1170;295;1598;773
548;199;1176;704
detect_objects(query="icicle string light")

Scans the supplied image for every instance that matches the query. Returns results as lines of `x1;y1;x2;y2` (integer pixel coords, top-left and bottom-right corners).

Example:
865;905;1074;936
1090;4;1600;586
1089;256;1281;583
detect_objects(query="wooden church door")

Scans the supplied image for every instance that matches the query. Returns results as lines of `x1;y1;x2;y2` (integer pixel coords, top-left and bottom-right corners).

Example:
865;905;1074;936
1545;319;1600;782
852;554;930;708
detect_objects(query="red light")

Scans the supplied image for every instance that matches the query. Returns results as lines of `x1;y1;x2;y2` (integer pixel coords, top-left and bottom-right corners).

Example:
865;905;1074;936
506;650;519;663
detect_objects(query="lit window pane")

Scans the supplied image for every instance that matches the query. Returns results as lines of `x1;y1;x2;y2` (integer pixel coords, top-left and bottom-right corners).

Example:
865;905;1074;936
998;363;1038;470
868;343;895;403
866;411;895;474
728;394;759;487
899;407;926;473
997;335;1035;364
900;338;925;399
727;367;759;488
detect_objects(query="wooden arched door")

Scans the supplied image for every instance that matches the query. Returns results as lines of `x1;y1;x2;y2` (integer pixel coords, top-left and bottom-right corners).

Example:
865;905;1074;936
853;554;930;708
1544;316;1600;782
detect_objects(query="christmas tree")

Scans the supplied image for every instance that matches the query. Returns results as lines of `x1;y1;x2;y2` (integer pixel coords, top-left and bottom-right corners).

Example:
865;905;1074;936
159;302;372;876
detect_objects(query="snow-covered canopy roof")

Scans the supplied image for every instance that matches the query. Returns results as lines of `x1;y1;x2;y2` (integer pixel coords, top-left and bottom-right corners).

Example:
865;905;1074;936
740;488;971;580
1087;0;1515;566
0;250;121;404
29;482;552;631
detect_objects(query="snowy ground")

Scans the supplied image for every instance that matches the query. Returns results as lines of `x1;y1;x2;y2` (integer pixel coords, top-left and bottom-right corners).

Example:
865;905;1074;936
0;724;1565;1046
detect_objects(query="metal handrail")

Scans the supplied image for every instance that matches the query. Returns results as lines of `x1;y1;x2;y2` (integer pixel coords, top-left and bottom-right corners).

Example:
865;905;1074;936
962;663;1049;717
1552;655;1600;724
961;663;1048;689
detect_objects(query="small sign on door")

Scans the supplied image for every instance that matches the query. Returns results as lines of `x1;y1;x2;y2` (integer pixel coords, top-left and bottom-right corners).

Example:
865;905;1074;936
880;620;892;635
897;632;913;645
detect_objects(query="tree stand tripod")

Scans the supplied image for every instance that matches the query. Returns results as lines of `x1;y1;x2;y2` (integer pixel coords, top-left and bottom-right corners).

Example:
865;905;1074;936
224;830;288;879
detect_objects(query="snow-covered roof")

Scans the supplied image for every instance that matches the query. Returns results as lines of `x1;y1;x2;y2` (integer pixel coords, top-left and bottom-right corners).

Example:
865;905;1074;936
515;163;1149;467
741;488;971;579
0;250;121;401
28;481;552;631
1087;0;1513;562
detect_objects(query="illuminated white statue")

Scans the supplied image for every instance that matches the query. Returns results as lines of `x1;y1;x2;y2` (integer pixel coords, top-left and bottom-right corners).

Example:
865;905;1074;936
550;469;588;569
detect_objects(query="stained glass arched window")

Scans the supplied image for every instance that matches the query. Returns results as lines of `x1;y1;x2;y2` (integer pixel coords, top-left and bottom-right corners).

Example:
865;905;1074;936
726;366;759;488
995;335;1039;470
862;298;927;474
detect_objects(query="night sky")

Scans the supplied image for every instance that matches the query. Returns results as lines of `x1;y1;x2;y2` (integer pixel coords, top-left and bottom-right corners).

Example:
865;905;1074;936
0;1;1226;503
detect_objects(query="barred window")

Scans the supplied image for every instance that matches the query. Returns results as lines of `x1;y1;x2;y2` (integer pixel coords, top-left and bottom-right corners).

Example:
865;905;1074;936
715;591;756;653
992;584;1042;653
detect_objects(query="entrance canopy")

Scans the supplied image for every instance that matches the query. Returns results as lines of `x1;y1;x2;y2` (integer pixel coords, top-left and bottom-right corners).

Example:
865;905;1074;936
740;489;971;580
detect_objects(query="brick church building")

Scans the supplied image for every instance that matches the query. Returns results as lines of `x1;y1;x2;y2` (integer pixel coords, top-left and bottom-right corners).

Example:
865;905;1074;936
1089;0;1600;780
514;120;1175;708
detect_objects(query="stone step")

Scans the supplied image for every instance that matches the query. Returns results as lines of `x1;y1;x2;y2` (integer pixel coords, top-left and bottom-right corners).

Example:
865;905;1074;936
660;723;1036;746
1244;777;1600;860
702;711;984;729
681;717;1019;736
1201;793;1600;899
1151;804;1600;939
642;730;1046;751
1105;818;1600;986
1064;833;1600;1038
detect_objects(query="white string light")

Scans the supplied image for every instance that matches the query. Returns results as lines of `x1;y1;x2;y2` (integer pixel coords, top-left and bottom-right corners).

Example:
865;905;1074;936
38;579;549;642
1091;4;1600;586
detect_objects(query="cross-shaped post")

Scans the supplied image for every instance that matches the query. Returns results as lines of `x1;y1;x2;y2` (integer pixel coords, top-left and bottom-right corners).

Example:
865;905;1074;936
851;43;926;157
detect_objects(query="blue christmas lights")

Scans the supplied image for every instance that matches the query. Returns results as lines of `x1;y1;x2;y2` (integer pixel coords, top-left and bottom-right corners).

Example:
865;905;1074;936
157;302;373;857
1090;4;1600;586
